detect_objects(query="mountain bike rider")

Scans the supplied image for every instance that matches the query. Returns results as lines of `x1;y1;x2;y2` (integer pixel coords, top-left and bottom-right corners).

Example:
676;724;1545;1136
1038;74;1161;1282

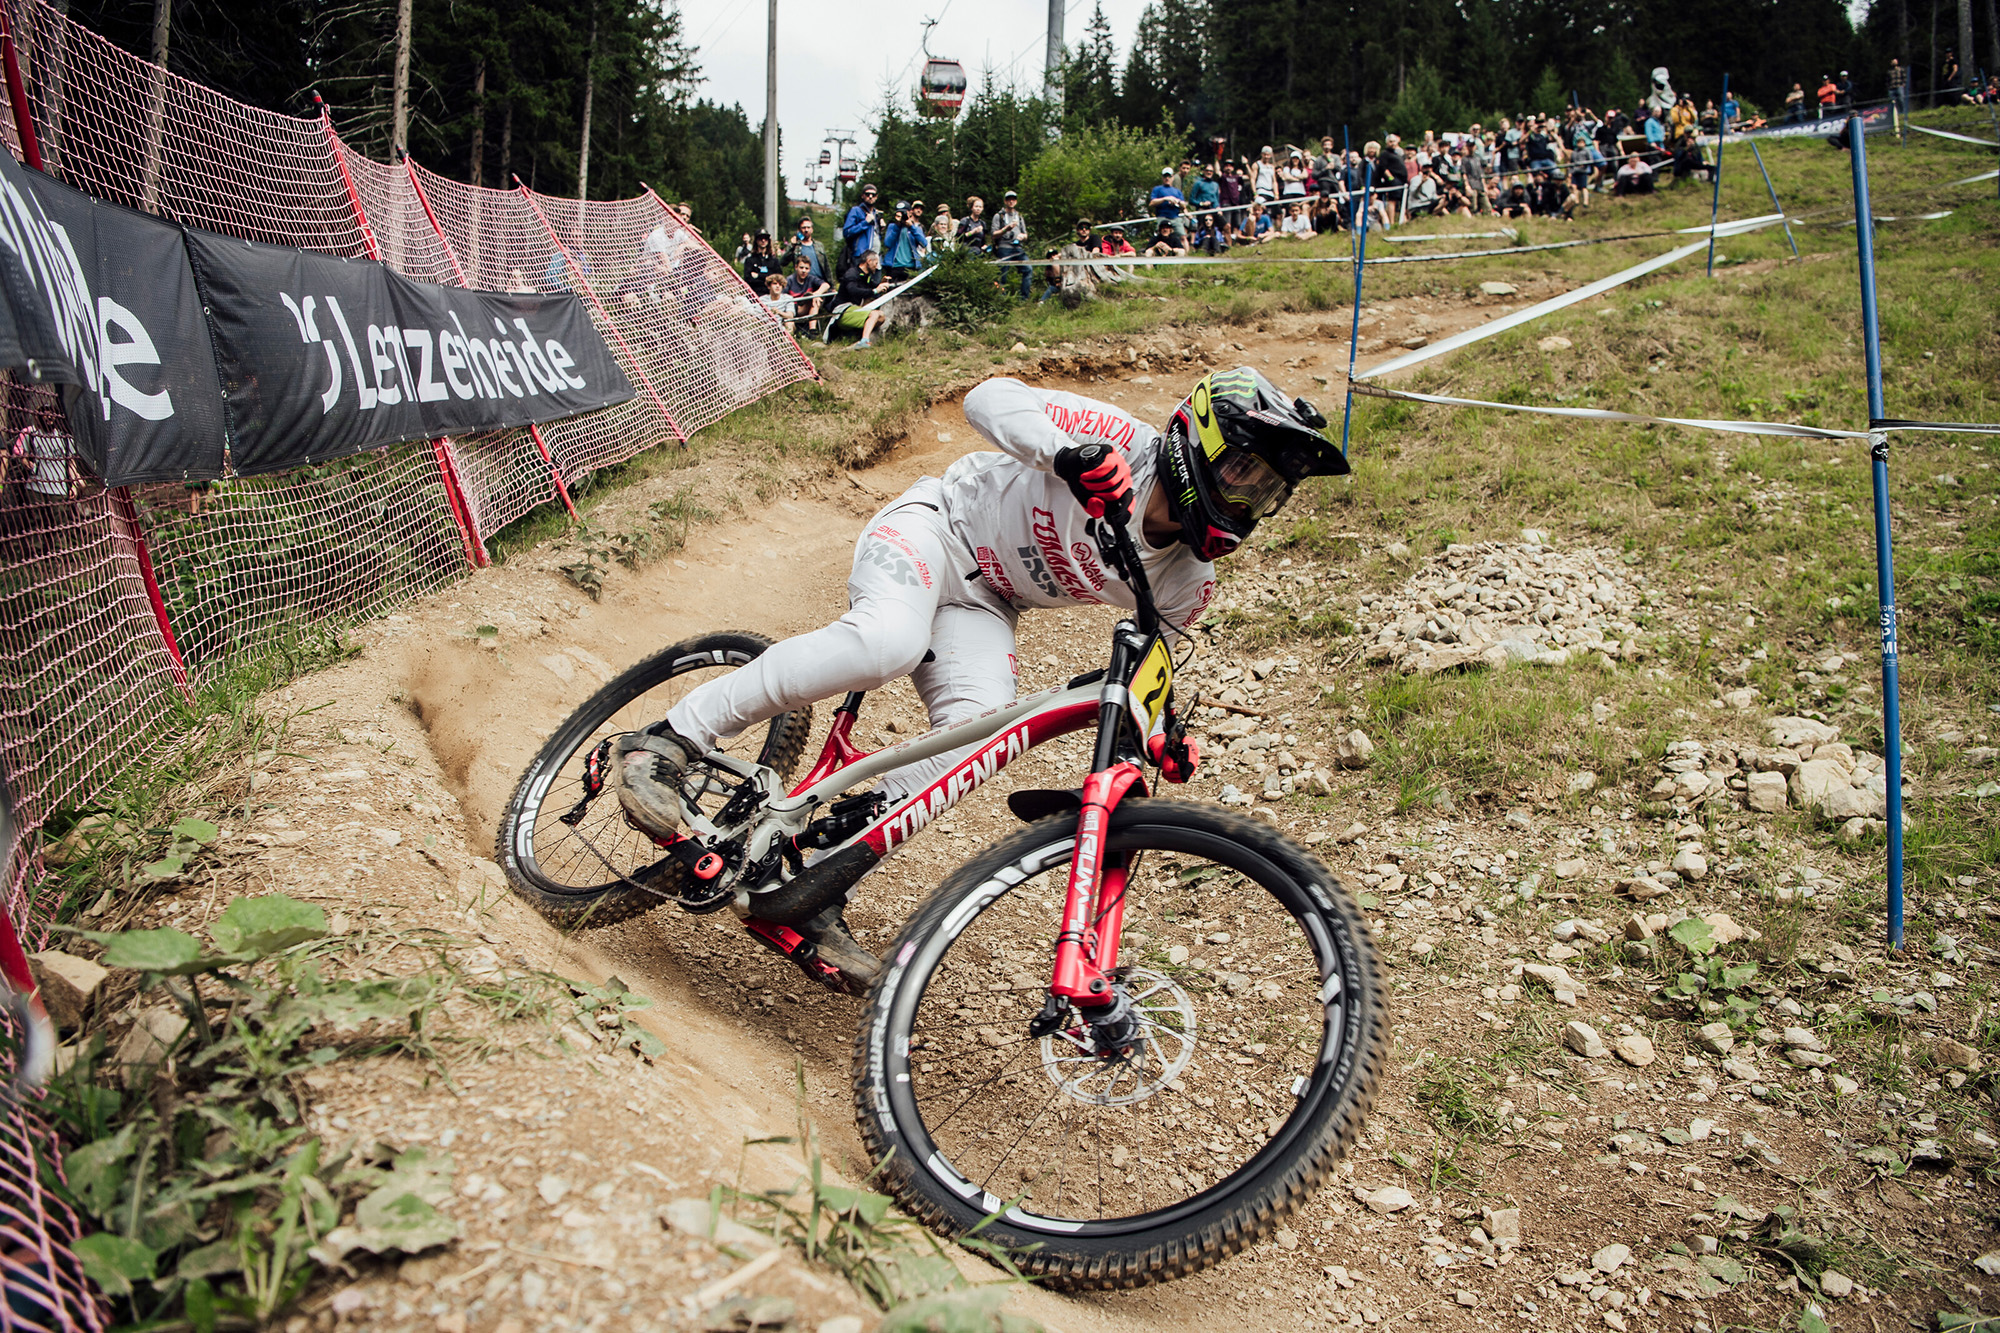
615;368;1349;983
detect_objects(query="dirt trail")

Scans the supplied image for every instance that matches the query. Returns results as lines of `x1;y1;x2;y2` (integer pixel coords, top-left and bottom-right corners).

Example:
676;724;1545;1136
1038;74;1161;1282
255;313;1420;1333
208;290;1971;1333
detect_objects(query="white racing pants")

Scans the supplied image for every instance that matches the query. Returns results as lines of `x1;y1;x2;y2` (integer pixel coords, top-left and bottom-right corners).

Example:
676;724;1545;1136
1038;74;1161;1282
665;481;1020;806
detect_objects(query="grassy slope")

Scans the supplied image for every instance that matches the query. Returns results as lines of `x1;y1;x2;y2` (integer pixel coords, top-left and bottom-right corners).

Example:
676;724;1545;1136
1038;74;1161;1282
511;114;1998;925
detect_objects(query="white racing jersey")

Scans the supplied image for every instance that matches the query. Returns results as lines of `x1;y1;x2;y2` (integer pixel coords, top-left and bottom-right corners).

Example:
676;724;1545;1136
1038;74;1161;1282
945;378;1216;637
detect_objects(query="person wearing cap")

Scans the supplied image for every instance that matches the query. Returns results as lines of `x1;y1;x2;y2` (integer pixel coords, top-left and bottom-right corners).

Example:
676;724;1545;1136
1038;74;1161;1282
742;229;783;292
1099;224;1136;258
1835;71;1854;109
1188;163;1221;224
882;200;931;282
842;183;884;264
1815;75;1838;118
1150;167;1188;240
992;189;1031;298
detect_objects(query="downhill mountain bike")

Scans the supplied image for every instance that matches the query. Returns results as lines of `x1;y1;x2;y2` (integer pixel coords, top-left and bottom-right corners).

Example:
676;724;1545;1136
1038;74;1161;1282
496;515;1384;1286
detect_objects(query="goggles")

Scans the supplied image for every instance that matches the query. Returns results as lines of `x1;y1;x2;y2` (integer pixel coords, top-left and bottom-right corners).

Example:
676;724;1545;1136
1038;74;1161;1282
1211;447;1292;521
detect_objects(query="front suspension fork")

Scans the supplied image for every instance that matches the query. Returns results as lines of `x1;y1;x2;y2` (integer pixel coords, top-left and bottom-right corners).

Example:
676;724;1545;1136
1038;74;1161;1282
1047;761;1146;1008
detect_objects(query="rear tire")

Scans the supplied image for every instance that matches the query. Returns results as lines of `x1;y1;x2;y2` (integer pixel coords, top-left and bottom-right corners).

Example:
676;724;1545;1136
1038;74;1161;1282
852;799;1383;1288
496;632;812;928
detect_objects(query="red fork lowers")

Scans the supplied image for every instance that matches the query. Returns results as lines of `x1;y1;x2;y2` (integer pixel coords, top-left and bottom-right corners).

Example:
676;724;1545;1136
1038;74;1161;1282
1049;761;1147;1007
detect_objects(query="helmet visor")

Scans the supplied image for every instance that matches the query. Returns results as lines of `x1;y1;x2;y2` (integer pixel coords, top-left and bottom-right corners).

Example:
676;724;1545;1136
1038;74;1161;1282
1211;447;1292;520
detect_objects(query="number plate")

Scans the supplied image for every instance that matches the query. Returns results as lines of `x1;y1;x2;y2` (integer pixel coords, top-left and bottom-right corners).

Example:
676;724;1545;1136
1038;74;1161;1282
1124;636;1174;738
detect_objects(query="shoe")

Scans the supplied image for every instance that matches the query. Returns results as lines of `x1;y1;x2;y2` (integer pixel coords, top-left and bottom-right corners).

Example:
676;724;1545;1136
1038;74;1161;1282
854;338;873;348
798;903;881;991
614;726;696;840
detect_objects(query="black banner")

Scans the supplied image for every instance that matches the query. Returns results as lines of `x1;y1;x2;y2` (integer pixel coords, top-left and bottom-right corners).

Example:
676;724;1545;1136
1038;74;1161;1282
186;232;632;477
0;146;228;482
0;144;632;486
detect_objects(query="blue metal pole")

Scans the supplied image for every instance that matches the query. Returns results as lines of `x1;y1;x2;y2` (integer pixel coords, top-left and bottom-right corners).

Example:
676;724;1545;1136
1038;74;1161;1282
1339;160;1374;461
1706;73;1729;277
1848;112;1905;952
1747;140;1800;258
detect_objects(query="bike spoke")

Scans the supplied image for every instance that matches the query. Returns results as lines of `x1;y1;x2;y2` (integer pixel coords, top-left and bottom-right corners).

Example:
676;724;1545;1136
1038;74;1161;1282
900;850;1339;1225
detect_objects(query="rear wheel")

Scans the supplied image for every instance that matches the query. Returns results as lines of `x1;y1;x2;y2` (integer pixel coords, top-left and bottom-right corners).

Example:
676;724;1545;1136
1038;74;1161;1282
496;632;812;927
852;799;1383;1288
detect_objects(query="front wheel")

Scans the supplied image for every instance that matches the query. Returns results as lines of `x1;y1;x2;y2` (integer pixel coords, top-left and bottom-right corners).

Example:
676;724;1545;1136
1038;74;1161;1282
852;799;1384;1289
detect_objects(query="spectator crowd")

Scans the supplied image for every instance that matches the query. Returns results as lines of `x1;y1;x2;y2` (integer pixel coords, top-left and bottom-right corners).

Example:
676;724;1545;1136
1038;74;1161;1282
732;58;1999;345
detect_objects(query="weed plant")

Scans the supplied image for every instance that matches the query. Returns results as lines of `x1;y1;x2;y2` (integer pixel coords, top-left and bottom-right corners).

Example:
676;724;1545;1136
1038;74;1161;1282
41;889;575;1329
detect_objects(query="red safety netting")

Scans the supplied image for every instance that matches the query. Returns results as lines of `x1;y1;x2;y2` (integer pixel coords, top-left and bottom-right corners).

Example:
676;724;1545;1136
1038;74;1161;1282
0;0;819;1322
0;1092;104;1333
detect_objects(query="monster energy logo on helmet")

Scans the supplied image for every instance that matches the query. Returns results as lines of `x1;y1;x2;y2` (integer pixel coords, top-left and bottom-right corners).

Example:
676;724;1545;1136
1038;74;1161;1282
1160;367;1348;562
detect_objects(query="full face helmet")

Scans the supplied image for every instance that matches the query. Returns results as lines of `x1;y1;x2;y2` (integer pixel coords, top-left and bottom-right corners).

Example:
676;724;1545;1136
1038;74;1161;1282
1159;367;1349;560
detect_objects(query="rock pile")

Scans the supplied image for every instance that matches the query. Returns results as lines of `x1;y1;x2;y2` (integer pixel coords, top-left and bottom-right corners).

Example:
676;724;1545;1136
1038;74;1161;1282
1643;716;1902;836
1355;538;1648;675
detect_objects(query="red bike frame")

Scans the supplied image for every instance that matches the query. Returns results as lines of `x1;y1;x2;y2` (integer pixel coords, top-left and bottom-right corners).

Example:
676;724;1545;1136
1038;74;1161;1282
749;681;1149;1006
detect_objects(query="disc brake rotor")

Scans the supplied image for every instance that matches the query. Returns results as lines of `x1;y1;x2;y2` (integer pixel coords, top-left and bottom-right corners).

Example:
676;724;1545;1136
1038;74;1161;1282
1039;968;1197;1107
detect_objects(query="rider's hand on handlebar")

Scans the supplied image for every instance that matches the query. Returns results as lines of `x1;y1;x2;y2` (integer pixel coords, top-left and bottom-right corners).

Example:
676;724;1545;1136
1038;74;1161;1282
1054;444;1134;524
1148;731;1200;784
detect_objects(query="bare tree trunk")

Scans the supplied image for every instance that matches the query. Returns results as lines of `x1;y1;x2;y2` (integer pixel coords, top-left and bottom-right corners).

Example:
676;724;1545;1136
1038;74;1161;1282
140;0;169;213
1898;0;1911;65
1930;0;1940;106
391;0;412;152
468;58;486;187
499;100;513;183
577;9;596;202
1987;0;1999;89
1957;0;1975;95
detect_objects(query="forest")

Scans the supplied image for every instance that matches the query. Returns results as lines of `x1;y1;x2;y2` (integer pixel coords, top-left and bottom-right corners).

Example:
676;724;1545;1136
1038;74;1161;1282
58;0;2000;239
63;0;774;237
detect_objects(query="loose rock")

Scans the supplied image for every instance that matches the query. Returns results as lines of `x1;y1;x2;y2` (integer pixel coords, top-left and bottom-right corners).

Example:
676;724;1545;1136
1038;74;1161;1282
1365;1185;1415;1214
29;951;108;1029
1592;1243;1631;1274
1564;1021;1609;1059
1934;1037;1983;1071
1612;1033;1656;1067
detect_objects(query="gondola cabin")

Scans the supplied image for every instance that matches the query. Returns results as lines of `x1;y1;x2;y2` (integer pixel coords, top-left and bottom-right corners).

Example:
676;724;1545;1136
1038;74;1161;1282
918;57;967;116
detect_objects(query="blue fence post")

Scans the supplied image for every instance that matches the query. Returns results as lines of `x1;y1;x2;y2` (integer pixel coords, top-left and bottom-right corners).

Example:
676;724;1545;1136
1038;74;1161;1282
1706;73;1729;277
1747;140;1800;258
1847;111;1905;952
1340;160;1375;461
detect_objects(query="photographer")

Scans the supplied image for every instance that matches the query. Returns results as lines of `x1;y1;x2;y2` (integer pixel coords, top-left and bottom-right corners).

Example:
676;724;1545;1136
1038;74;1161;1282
882;200;931;282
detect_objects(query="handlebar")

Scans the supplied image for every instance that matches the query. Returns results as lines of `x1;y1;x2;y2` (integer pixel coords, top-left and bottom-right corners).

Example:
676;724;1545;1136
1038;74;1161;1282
1090;512;1160;640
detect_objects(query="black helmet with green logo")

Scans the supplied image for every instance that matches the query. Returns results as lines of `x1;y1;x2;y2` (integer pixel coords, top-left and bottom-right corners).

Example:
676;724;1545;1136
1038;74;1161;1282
1159;367;1348;560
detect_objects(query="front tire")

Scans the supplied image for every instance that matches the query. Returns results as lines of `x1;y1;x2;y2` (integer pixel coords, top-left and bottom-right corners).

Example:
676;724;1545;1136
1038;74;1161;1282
851;799;1383;1288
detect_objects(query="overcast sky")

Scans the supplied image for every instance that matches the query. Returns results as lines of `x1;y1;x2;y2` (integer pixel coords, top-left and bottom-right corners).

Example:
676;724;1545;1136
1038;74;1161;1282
670;0;1154;201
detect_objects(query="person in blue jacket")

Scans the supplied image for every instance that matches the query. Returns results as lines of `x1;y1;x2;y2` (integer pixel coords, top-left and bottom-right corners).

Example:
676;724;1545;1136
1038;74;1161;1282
842;183;884;267
882;200;933;281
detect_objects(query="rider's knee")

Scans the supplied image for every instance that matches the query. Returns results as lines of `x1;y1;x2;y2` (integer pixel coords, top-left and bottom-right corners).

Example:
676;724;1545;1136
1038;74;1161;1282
836;605;931;686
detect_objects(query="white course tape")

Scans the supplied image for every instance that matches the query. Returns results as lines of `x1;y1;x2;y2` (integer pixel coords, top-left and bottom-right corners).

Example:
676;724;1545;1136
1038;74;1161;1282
1349;380;1868;440
864;263;936;311
1908;123;2000;146
1873;417;2000;435
1037;223;1743;268
1379;230;1519;243
1950;168;2000;186
1834;211;1955;226
1356;215;1787;381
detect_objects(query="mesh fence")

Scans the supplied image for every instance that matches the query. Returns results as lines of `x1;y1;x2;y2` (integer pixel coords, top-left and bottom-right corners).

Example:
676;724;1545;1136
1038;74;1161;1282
0;1091;104;1333
0;0;817;1322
